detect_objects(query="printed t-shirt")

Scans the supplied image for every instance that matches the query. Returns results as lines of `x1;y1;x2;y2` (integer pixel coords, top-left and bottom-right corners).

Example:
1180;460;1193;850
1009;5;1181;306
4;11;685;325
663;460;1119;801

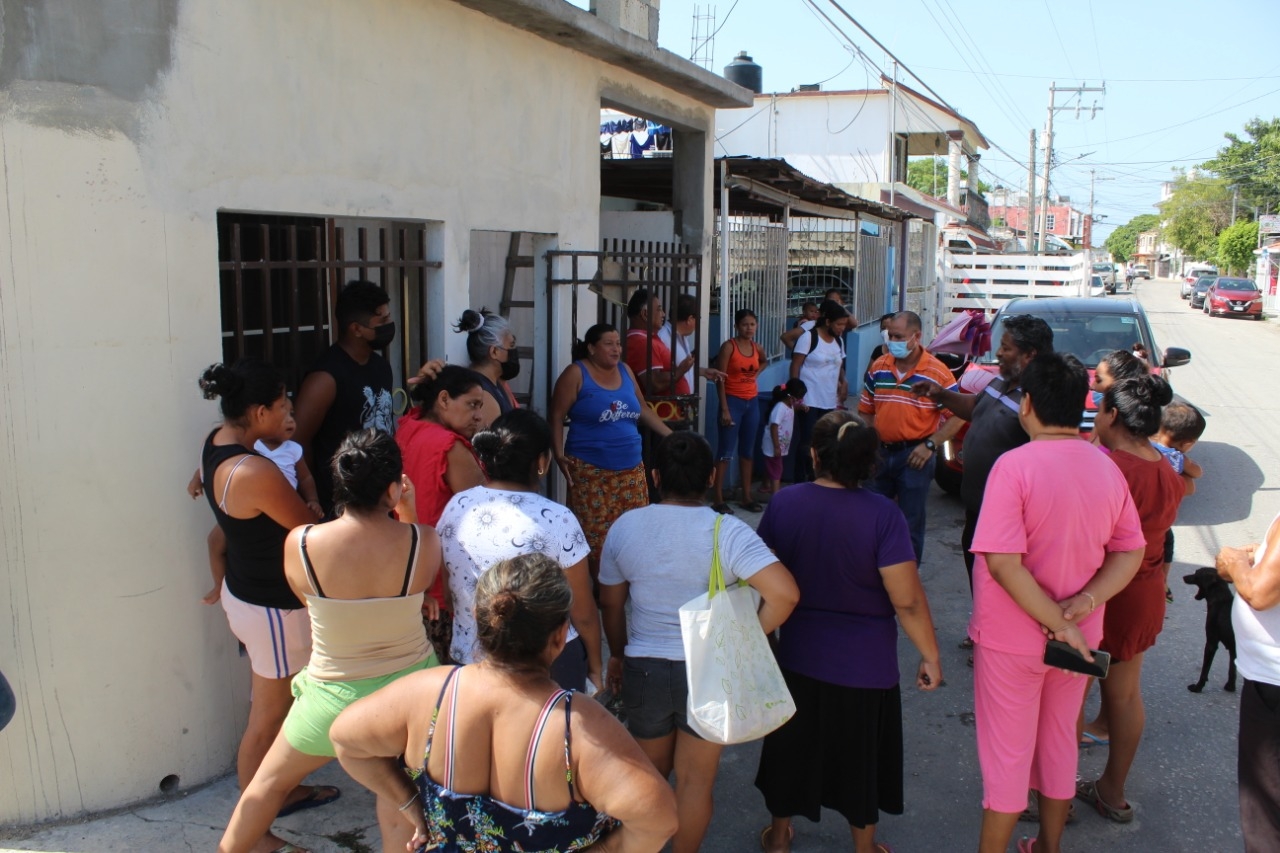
757;483;916;689
762;402;796;457
858;350;957;442
437;486;591;664
564;362;643;470
598;505;776;661
723;340;762;399
305;344;395;515
1108;449;1185;580
1151;441;1186;474
793;330;844;410
969;439;1145;655
625;329;689;396
959;376;1029;513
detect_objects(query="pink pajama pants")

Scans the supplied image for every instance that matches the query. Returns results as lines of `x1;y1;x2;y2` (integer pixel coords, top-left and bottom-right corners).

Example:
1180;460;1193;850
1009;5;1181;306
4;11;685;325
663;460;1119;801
973;643;1089;813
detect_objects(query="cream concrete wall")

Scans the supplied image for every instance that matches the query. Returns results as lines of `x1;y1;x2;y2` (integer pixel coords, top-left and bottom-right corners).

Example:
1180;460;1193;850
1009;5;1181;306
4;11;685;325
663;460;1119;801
0;0;716;822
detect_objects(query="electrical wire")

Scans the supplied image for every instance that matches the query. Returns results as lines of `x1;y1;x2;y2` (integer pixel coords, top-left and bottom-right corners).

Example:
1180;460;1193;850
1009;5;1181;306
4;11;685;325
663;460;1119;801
1041;0;1078;80
690;0;740;60
1056;85;1280;150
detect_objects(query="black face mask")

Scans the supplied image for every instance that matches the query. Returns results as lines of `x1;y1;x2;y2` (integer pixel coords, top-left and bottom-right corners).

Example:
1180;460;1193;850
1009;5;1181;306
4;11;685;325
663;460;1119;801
499;350;521;381
368;321;396;349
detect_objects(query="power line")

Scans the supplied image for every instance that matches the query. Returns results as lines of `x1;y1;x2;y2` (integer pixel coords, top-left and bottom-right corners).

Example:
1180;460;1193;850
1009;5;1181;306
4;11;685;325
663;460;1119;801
1041;0;1077;80
1057;85;1280;150
690;0;740;59
901;65;1280;83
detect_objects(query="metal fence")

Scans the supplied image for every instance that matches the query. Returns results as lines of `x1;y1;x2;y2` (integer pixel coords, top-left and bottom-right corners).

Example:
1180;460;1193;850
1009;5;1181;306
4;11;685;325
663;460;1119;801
217;213;439;394
714;216;788;363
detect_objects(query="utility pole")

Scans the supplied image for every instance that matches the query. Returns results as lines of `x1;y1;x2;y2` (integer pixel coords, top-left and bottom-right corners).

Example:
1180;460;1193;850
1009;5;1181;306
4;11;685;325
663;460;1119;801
1037;82;1106;253
1088;169;1116;253
1231;184;1239;222
1026;129;1037;253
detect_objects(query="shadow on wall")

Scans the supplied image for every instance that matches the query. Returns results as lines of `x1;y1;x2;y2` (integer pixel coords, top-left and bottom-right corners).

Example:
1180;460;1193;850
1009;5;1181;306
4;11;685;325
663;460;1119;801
1176;441;1265;529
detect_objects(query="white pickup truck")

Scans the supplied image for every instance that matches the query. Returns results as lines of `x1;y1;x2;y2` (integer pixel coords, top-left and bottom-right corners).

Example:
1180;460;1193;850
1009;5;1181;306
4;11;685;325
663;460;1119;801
1091;261;1118;293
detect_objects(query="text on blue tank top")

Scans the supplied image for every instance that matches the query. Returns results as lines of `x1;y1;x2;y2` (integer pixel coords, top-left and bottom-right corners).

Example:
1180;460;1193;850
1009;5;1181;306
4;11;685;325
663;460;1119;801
565;362;642;470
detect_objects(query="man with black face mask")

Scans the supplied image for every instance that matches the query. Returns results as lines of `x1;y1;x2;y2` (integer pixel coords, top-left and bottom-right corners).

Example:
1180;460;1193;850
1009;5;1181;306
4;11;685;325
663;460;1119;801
294;280;397;516
454;306;521;427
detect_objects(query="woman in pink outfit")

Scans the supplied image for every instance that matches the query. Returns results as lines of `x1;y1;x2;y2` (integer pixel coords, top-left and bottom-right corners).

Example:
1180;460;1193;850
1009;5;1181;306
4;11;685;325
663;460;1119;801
968;353;1145;853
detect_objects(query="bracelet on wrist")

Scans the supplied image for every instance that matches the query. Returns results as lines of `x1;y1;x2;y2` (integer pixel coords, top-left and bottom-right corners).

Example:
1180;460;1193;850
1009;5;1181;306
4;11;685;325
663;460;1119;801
1081;591;1096;613
398;790;420;812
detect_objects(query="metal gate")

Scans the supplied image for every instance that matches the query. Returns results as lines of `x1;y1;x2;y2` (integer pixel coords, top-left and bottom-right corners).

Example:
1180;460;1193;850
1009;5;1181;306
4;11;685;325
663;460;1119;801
715;217;788;363
545;244;703;426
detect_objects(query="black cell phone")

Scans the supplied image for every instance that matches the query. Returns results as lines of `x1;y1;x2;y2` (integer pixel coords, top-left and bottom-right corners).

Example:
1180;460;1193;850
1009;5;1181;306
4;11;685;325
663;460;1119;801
1043;640;1111;679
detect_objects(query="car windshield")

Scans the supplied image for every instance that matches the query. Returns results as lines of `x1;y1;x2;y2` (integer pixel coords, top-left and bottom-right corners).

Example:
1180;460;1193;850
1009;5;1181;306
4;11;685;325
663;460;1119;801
982;307;1151;368
1217;278;1258;291
1092;263;1110;272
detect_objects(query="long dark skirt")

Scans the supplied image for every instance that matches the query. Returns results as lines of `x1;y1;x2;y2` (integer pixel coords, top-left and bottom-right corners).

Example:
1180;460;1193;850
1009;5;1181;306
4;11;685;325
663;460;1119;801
754;667;904;828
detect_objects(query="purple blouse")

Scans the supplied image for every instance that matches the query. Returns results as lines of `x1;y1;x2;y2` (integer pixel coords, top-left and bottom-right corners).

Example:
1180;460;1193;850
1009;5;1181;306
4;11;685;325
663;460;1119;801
757;483;916;689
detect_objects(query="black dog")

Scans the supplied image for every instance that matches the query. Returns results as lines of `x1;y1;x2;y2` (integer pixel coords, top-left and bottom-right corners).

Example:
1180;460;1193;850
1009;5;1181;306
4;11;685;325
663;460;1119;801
1183;567;1237;693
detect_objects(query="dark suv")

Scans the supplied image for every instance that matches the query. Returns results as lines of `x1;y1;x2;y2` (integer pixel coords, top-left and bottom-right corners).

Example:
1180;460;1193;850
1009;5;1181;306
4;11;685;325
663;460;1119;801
934;296;1191;494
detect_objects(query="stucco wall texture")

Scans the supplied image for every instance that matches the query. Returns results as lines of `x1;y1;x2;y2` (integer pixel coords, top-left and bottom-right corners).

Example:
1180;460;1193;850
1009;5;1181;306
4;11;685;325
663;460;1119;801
0;0;716;823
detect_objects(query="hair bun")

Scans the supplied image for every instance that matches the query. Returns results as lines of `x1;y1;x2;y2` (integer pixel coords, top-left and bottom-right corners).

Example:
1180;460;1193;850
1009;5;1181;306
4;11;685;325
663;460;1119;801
489;590;521;621
454;308;484;334
198;363;241;400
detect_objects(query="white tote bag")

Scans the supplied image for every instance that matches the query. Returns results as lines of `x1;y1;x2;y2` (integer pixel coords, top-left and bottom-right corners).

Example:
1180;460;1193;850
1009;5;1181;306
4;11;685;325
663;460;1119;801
678;516;795;745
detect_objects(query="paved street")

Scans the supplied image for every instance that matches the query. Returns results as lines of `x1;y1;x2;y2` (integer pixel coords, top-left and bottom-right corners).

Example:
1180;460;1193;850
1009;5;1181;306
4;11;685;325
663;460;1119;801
2;280;1276;852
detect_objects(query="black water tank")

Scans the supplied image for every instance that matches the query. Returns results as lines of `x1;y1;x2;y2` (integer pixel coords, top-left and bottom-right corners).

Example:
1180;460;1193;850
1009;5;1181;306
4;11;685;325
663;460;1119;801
724;51;762;94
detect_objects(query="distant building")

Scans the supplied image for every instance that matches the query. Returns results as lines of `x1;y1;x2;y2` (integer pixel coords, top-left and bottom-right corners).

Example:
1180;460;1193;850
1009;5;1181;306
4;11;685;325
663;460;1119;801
988;190;1090;247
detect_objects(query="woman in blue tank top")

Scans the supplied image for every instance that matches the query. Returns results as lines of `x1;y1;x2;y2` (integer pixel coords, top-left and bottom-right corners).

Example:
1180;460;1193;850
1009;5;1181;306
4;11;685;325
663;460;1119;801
331;553;677;852
548;324;672;581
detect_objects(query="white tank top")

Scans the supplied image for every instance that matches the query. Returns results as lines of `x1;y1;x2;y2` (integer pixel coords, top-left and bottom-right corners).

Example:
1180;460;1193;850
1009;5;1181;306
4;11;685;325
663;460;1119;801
1233;511;1280;686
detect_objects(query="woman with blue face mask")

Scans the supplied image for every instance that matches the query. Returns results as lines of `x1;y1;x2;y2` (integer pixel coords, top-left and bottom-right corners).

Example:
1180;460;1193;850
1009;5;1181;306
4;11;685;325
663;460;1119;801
1090;350;1146;428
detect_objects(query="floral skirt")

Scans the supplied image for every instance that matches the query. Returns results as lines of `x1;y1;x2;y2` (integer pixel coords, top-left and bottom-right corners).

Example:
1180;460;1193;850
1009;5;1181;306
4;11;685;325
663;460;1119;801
564;456;649;579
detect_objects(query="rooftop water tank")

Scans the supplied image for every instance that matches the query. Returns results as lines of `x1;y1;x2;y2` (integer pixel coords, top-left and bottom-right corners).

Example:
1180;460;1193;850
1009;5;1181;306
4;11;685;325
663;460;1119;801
724;51;762;94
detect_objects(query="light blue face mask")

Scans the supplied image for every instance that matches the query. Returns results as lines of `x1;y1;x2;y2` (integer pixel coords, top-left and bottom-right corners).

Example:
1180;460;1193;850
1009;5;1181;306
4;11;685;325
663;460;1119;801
1091;390;1105;407
887;340;910;359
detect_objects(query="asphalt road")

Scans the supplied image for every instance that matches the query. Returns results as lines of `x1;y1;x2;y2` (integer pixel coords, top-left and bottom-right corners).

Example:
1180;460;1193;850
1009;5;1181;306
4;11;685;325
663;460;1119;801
695;279;1279;852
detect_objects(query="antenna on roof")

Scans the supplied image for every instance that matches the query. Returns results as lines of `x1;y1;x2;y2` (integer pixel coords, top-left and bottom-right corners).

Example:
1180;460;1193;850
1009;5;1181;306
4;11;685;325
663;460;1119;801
690;4;716;71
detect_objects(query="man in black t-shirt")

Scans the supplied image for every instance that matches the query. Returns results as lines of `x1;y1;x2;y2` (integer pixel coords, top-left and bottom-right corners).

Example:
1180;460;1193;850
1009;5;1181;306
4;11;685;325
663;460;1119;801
294;280;397;515
913;315;1054;585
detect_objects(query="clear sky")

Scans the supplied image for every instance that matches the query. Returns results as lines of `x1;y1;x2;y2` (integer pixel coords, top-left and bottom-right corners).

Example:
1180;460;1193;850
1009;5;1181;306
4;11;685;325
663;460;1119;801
571;0;1279;241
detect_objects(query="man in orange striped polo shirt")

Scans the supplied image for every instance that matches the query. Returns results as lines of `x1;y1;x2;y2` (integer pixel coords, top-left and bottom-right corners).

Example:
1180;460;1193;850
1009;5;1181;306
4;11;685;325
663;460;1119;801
859;311;957;562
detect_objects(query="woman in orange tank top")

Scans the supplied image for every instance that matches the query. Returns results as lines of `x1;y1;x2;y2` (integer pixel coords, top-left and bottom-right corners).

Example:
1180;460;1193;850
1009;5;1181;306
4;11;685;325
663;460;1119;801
712;309;765;514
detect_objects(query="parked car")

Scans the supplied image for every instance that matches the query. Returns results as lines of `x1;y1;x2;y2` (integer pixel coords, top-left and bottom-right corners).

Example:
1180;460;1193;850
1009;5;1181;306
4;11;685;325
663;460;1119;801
1092;262;1117;293
1132;263;1151;279
1089;274;1108;298
1182;264;1218;297
934;296;1191;494
1189;277;1215;309
1203;276;1264;319
1182;271;1217;299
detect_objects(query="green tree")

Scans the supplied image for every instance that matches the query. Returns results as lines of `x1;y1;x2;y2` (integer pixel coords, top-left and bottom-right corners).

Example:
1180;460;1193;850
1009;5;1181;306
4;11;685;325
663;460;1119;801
1103;213;1160;262
1159;175;1233;259
1217;219;1259;274
904;157;991;197
1203;117;1280;214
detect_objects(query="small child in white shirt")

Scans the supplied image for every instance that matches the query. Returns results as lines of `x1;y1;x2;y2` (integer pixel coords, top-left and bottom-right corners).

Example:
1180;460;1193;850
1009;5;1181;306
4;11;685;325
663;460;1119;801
187;398;321;604
761;378;807;495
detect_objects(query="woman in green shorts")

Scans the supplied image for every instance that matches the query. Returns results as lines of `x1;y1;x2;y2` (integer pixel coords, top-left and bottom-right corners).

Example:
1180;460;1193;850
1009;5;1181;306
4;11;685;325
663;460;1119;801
219;429;441;853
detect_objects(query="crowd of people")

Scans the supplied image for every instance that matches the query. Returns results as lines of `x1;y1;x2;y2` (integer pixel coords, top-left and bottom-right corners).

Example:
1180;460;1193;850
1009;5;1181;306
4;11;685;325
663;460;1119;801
191;280;1278;853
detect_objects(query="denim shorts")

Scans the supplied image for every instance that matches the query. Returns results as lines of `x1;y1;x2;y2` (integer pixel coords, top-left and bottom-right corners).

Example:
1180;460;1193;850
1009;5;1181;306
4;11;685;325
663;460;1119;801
622;656;701;739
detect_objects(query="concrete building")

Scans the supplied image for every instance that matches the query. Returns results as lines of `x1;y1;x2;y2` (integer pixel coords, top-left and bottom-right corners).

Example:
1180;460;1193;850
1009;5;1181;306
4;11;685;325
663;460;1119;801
0;0;750;823
712;80;990;330
988;190;1091;247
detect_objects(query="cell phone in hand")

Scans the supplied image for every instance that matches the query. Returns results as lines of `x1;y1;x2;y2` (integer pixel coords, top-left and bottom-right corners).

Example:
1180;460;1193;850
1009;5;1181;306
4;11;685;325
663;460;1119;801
1043;639;1111;679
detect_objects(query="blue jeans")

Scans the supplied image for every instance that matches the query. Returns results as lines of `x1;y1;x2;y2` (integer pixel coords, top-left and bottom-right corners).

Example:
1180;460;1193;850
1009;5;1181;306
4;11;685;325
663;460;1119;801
717;394;761;462
866;444;935;563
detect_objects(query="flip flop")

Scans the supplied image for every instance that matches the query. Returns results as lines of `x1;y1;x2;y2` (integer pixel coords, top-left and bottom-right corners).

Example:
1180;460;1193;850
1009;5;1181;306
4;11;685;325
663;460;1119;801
270;844;309;853
738;500;765;513
1079;731;1109;747
1075;778;1134;823
759;824;795;851
874;843;895;853
711;503;735;515
1017;838;1037;853
276;785;341;818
